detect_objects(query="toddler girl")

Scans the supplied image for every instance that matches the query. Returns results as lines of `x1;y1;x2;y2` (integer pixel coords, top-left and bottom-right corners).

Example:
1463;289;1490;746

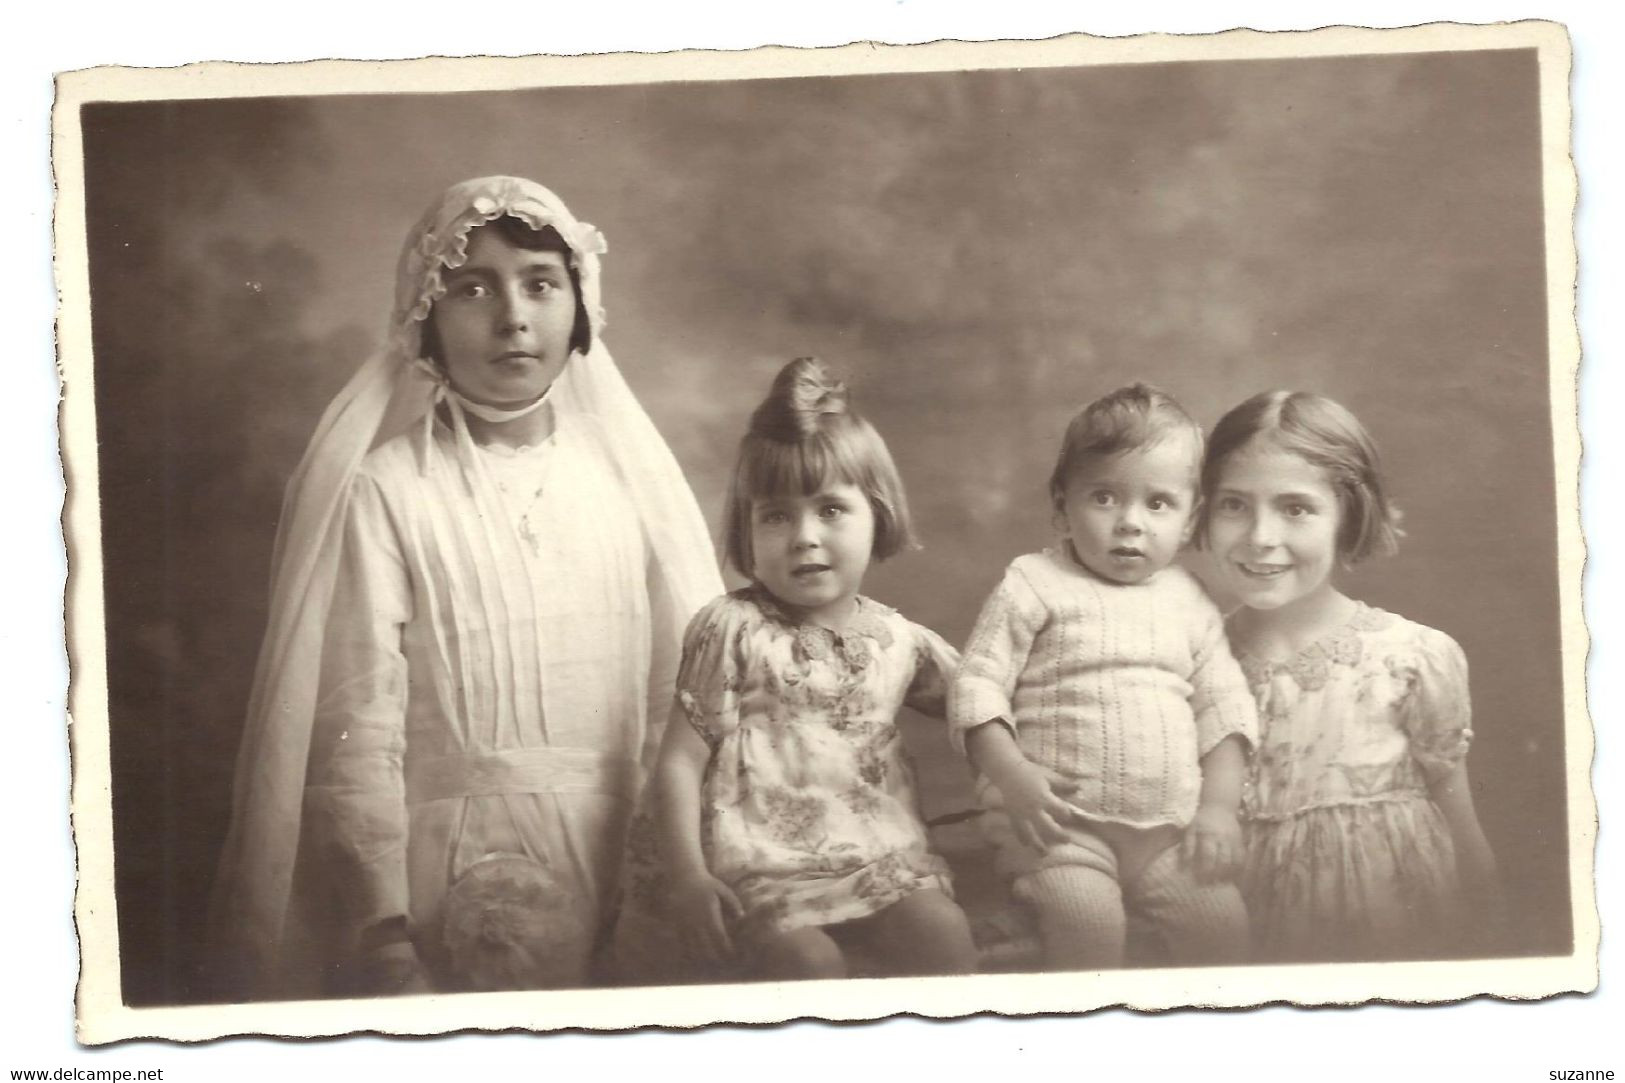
951;384;1257;970
628;357;977;981
1201;390;1498;962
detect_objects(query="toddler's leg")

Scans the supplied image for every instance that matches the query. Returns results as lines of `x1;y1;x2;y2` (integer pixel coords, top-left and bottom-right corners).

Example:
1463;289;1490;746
856;888;977;977
1133;844;1250;966
1015;865;1127;970
746;926;849;981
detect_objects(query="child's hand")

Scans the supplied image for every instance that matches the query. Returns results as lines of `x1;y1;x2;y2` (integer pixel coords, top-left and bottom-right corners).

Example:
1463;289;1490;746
671;871;744;962
1181;804;1243;883
993;760;1081;853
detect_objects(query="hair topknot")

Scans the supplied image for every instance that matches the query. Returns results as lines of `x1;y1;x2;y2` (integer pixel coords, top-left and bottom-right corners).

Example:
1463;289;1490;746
749;356;851;442
723;357;917;575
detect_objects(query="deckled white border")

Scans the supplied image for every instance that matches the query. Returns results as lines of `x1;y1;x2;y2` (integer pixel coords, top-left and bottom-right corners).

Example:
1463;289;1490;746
53;19;1593;1047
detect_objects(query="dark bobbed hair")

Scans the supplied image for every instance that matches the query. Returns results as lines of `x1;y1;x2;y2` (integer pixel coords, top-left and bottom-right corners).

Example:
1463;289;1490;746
1048;383;1205;507
723;357;917;576
1198;390;1403;564
421;216;593;363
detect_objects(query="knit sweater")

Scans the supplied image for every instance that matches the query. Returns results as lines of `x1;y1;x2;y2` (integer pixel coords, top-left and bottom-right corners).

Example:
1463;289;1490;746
949;549;1257;829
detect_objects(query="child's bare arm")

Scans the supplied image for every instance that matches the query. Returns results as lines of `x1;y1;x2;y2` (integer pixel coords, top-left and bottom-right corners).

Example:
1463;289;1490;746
966;720;1076;852
1428;759;1504;951
1182;733;1247;882
654;714;741;960
1429;760;1498;890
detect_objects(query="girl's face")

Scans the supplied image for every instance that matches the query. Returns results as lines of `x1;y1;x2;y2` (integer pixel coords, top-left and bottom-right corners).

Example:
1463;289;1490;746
749;481;875;627
1206;437;1343;615
430;225;578;407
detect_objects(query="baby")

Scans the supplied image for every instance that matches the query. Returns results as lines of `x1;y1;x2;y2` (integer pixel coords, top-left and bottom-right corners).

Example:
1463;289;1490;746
950;383;1256;969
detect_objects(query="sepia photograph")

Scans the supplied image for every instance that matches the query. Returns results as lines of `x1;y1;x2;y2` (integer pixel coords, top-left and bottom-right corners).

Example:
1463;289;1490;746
41;11;1602;1061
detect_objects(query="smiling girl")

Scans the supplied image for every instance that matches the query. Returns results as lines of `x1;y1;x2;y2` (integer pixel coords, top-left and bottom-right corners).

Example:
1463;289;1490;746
1201;391;1499;962
620;357;976;982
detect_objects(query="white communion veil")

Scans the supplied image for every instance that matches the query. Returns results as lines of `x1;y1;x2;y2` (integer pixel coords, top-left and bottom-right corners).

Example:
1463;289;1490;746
207;176;723;1000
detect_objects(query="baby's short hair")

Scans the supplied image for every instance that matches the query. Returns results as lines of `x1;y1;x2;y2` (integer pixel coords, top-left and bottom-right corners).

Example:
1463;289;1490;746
1049;383;1205;504
723;357;917;576
1200;390;1402;564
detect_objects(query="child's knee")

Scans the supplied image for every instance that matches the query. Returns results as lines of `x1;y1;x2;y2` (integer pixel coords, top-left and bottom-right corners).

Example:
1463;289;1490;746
899;888;972;935
751;927;848;980
1018;864;1123;916
1013;866;1127;969
911;891;977;960
873;890;977;973
1173;895;1250;964
1139;868;1251;964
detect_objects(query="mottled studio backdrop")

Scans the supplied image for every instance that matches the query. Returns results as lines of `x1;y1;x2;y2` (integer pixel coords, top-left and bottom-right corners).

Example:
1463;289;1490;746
81;47;1565;1005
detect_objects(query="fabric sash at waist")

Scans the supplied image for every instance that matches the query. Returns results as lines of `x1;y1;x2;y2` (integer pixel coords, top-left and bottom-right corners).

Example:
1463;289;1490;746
1243;789;1432;824
405;747;638;804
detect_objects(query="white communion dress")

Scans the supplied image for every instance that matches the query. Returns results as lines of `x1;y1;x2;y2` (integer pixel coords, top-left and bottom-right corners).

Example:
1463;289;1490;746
208;177;721;1000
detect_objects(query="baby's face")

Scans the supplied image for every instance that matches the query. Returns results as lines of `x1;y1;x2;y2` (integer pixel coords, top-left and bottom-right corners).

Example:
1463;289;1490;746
1056;438;1199;585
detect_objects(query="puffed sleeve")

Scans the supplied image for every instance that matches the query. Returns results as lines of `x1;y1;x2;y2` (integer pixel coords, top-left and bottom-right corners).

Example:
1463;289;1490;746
902;622;962;719
673;595;747;752
1400;625;1474;782
947;566;1046;754
302;473;414;950
1186;584;1259;756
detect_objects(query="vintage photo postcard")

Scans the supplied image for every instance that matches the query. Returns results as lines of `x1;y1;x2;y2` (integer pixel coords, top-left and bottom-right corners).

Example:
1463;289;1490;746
54;20;1593;1045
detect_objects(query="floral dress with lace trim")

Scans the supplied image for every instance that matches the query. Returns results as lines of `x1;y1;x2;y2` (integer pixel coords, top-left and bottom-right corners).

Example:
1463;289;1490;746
1237;603;1473;963
612;587;959;981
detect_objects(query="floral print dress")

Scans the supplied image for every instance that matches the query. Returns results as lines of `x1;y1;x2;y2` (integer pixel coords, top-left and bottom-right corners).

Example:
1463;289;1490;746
1238;603;1473;963
612;587;959;982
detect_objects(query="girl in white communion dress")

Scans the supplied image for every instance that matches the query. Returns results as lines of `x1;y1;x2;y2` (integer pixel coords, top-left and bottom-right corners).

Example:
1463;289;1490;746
208;176;721;999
